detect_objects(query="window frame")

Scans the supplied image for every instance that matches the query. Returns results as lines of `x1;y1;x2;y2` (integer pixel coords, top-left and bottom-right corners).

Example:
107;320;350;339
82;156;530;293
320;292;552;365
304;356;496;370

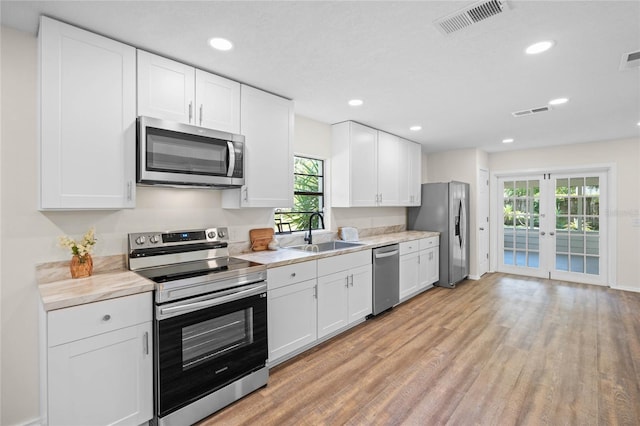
275;155;325;234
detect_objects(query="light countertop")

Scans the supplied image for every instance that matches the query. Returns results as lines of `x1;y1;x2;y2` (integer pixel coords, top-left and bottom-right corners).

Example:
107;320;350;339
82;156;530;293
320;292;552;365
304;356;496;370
234;230;439;268
38;231;438;311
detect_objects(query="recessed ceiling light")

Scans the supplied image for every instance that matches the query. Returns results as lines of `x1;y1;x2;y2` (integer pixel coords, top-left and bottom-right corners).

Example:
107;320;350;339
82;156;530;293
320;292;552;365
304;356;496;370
208;37;233;51
410;125;422;131
636;121;640;126
525;40;555;55
549;97;569;105
502;138;514;144
348;99;363;107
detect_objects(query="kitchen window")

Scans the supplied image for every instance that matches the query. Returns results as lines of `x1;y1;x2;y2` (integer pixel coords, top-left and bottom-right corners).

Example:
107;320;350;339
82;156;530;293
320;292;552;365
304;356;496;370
275;156;324;233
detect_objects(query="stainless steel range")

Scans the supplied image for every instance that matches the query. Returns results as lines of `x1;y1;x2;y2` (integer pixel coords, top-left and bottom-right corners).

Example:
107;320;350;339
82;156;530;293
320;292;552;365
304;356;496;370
128;227;268;426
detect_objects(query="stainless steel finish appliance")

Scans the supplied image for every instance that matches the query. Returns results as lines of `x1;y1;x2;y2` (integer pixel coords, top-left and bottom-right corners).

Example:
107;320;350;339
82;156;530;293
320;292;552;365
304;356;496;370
372;244;400;315
128;227;267;426
407;181;470;288
137;116;245;188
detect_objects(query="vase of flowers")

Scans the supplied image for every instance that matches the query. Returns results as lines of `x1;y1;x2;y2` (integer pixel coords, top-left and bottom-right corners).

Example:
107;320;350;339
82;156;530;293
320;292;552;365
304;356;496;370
59;227;97;278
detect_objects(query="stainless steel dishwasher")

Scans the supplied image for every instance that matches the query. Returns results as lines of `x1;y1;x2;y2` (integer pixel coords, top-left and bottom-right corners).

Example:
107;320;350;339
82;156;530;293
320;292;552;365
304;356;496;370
372;244;400;315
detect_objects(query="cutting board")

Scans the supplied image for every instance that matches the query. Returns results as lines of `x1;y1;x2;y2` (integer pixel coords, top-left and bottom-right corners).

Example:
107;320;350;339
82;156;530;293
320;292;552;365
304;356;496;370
249;228;274;251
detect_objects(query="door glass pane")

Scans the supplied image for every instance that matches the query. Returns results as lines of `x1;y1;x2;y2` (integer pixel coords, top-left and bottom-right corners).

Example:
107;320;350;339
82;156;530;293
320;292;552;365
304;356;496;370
556;175;600;278
502;179;539;270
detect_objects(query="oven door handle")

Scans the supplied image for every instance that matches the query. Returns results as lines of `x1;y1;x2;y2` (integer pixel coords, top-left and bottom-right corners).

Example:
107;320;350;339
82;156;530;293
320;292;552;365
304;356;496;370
157;283;266;319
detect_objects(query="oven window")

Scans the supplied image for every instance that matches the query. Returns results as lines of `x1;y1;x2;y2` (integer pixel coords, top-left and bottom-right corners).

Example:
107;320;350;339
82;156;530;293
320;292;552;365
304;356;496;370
182;308;253;370
146;127;228;175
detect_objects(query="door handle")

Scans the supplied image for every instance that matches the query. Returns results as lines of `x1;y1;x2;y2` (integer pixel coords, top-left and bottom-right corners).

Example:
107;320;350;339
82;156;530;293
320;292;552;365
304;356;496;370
540;231;546;236
549;231;555;236
479;227;485;231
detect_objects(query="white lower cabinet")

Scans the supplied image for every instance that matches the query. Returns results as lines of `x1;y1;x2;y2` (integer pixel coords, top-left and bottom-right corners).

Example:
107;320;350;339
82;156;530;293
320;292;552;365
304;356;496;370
267;261;317;364
267;251;372;365
44;293;153;426
400;237;440;301
399;241;421;301
317;250;372;339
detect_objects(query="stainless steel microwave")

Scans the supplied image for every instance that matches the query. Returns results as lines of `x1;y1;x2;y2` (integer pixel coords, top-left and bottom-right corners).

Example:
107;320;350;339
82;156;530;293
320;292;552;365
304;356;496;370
137;116;244;188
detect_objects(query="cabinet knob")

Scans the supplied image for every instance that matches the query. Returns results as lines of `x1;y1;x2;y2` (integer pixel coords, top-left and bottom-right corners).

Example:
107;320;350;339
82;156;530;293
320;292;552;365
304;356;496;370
102;314;111;322
290;272;296;278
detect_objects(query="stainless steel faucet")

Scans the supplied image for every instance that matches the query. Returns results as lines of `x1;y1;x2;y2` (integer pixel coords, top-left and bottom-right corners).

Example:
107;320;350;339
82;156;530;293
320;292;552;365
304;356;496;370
304;212;324;245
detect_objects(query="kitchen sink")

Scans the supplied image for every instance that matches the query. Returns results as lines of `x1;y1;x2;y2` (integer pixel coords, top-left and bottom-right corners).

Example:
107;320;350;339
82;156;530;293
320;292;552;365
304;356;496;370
286;241;365;253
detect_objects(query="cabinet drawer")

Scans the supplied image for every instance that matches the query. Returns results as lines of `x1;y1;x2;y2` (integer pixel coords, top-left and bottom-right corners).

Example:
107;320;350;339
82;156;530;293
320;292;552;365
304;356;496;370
268;261;316;290
48;292;152;347
317;249;371;277
420;236;440;250
400;240;420;255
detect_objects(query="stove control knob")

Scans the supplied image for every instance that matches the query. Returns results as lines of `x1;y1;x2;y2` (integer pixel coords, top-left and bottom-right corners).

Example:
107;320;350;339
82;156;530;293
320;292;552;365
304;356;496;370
135;236;146;245
149;235;160;244
207;231;216;239
217;230;226;238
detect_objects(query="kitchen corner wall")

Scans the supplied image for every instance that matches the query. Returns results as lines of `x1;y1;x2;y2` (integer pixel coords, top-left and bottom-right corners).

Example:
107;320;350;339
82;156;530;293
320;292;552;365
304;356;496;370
0;26;405;425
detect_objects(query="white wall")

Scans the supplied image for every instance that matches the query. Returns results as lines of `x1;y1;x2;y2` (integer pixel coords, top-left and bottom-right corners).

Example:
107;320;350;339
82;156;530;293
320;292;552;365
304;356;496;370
426;148;488;279
0;26;404;425
489;138;640;291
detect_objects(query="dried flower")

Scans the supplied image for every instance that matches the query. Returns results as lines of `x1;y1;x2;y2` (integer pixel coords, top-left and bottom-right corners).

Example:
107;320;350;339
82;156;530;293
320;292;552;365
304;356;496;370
59;227;97;261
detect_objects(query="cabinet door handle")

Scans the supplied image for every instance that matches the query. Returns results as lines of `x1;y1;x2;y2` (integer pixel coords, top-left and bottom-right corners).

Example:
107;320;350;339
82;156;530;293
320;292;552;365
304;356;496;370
313;285;317;299
243;187;249;202
290;272;296;278
143;331;149;355
102;314;111;322
199;104;203;126
188;101;193;123
127;181;133;201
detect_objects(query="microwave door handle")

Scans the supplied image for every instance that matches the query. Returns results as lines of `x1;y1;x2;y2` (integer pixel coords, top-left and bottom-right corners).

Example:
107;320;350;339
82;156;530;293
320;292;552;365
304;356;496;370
227;141;235;177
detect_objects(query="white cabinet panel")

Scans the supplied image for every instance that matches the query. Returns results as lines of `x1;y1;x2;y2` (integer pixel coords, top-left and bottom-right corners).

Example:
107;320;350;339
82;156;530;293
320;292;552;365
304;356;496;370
137;50;195;124
347;264;373;322
331;121;377;207
421;246;439;288
268;278;317;363
45;292;153;426
399;139;422;206
317;251;372;338
377;131;402;206
400;251;420;301
195;69;240;133
222;85;294;208
137;51;240;133
317;271;350;338
331;121;420;207
39;16;136;209
48;323;152;426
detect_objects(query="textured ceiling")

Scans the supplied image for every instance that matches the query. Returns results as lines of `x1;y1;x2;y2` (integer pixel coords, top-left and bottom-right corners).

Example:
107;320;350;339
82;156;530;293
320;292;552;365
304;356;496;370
2;1;639;153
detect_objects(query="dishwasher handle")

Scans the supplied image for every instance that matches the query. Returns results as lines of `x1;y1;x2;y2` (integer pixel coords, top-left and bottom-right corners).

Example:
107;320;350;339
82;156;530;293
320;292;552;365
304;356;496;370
374;250;399;259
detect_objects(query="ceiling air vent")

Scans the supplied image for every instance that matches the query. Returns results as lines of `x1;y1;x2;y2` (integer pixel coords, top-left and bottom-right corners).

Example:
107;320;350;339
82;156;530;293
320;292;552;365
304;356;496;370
512;106;551;117
620;50;640;71
435;0;510;35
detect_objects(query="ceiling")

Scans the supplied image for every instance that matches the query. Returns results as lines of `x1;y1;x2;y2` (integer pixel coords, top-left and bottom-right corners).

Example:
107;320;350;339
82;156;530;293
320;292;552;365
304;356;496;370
2;1;639;153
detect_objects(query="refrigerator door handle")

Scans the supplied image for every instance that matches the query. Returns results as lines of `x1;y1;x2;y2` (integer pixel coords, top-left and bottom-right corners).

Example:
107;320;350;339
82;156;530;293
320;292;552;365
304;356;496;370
458;199;465;248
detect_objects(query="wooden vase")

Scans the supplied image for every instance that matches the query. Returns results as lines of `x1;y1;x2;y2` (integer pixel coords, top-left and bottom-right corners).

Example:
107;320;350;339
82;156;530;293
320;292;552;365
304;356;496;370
70;254;93;278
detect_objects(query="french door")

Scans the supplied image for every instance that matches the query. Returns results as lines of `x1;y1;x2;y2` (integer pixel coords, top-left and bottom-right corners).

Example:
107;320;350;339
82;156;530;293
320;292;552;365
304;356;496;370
498;171;607;285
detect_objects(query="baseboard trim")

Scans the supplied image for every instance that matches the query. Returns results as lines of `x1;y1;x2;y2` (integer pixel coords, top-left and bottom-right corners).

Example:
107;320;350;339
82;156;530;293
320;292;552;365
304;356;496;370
610;285;640;294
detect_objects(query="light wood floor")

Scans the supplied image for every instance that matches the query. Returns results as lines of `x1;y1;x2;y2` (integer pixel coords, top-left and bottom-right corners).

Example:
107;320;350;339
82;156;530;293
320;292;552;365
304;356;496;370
200;273;640;425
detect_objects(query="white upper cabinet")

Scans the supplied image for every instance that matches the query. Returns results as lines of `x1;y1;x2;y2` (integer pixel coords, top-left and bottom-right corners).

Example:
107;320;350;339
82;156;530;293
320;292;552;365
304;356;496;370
137;51;195;124
399;138;422;206
39;16;136;210
222;85;294;208
332;121;377;207
137;50;240;134
331;121;420;207
377;131;402;206
195;69;240;132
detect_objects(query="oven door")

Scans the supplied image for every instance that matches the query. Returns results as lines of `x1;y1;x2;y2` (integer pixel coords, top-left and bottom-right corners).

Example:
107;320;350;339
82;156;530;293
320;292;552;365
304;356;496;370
137;116;244;187
155;282;267;418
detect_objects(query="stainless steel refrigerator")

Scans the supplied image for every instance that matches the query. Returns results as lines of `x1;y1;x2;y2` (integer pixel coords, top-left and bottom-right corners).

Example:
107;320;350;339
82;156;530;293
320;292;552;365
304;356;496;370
407;181;469;288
